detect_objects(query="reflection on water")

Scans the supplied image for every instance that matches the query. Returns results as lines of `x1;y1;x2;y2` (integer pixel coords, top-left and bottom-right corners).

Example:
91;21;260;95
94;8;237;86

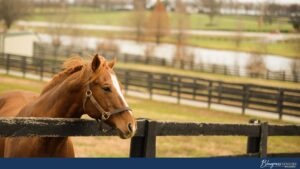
38;34;294;73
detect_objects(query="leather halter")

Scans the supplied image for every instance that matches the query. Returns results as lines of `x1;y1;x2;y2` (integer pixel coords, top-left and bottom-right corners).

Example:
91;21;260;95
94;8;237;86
82;84;131;121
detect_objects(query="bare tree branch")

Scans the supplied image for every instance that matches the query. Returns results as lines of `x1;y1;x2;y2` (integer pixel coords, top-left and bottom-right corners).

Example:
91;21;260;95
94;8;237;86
0;0;31;30
145;0;170;44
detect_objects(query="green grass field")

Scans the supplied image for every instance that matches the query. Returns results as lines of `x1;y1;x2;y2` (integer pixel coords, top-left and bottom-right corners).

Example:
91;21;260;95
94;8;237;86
28;9;294;32
0;74;299;157
14;7;298;59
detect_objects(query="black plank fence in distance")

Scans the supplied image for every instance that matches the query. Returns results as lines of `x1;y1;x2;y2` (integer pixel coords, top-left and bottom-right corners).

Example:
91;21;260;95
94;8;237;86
0;53;300;120
33;42;300;83
0;118;299;157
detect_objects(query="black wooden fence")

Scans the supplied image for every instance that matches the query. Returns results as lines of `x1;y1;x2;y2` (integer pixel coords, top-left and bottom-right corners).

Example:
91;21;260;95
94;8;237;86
0;53;300;120
115;69;300;119
0;118;299;157
33;42;300;83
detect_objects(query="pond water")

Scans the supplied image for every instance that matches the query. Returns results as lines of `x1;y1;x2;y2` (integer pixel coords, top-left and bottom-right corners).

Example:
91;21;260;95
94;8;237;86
38;34;295;73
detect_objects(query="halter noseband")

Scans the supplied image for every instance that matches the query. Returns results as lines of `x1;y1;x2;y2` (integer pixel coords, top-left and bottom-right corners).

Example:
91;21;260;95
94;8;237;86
82;84;131;121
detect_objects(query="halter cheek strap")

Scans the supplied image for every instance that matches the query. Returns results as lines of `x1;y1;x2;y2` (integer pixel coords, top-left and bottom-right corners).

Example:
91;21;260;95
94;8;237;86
82;84;131;121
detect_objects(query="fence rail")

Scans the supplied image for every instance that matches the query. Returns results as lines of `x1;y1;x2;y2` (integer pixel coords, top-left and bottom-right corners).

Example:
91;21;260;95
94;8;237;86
0;118;299;157
115;69;300;119
1;53;300;120
33;42;300;83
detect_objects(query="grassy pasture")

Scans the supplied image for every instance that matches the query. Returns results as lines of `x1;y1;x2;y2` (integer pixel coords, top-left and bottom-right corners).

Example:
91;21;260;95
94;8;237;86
0;74;299;157
28;9;294;32
24;8;300;58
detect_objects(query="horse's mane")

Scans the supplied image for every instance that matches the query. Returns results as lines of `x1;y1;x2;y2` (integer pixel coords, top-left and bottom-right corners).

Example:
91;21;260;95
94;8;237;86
40;56;87;95
41;55;109;95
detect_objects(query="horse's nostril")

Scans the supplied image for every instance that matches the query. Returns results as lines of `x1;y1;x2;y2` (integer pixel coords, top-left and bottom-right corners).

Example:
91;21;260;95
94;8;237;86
127;123;133;133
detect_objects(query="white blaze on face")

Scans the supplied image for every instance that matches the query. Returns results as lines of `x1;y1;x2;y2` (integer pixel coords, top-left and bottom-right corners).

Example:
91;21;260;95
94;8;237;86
110;73;132;114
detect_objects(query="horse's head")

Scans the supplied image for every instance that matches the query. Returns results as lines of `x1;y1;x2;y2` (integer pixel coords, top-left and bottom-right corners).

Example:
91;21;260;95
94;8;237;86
83;54;136;139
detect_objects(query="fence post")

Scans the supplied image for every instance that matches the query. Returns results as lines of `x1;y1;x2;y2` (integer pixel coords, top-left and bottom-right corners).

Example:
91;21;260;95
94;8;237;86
277;89;284;120
22;56;26;78
247;119;260;155
260;122;268;158
6;54;10;74
212;64;216;73
177;76;181;104
218;81;222;103
246;120;268;157
148;73;153;99
190;60;194;70
52;59;56;75
199;63;203;72
235;66;240;77
169;75;173;96
242;85;249;115
193;78;197;100
162;59;166;66
266;70;269;80
39;59;44;81
208;81;213;108
124;71;129;95
129;120;156;158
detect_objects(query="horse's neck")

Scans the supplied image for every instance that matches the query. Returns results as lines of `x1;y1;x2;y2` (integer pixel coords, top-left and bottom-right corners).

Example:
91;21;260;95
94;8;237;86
19;72;86;118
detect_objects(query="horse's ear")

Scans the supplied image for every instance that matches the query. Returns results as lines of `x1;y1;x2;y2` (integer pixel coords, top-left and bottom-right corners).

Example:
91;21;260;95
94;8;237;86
91;54;101;72
108;57;116;69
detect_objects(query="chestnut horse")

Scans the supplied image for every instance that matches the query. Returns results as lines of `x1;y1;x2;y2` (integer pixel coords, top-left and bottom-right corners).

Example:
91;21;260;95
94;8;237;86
0;54;137;157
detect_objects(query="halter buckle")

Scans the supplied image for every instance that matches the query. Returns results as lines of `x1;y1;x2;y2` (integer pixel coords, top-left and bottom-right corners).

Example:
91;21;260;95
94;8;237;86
102;112;110;120
86;90;92;97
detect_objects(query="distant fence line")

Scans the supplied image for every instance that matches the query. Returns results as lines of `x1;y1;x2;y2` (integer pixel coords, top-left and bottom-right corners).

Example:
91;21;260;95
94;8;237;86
33;43;300;83
0;118;300;157
0;53;300;120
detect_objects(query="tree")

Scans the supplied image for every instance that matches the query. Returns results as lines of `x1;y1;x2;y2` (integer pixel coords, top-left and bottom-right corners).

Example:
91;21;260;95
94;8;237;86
262;1;279;25
174;0;189;46
290;40;300;82
96;39;120;57
291;59;300;82
0;0;31;30
288;4;300;31
200;0;222;26
48;4;69;48
243;3;253;15
144;44;156;58
173;44;194;69
234;19;244;49
246;52;267;77
289;16;300;32
246;42;268;77
130;0;146;42
173;0;192;67
145;0;170;44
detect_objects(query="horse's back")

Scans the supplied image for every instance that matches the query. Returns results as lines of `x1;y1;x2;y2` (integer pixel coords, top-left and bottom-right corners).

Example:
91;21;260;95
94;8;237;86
0;90;38;157
0;90;38;117
0;91;75;158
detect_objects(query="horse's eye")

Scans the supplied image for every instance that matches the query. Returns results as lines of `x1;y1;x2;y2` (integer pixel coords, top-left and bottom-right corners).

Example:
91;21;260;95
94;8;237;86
102;87;111;92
